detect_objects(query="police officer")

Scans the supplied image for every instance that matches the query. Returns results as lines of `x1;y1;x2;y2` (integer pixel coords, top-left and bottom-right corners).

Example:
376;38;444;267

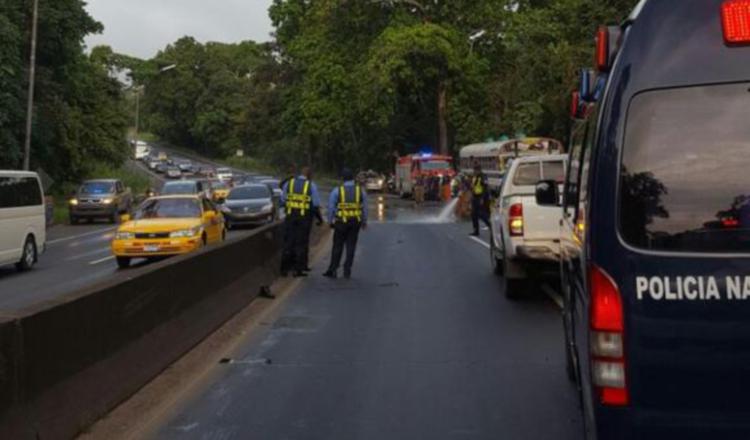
470;162;491;237
323;168;368;280
281;166;322;277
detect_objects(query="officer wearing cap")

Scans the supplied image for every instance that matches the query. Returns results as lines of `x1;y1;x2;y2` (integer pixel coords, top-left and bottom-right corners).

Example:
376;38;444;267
281;166;322;277
323;168;368;279
470;162;491;237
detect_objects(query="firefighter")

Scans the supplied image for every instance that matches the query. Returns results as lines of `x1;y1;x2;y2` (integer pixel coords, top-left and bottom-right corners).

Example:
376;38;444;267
470;162;491;237
281;166;322;277
323;168;368;280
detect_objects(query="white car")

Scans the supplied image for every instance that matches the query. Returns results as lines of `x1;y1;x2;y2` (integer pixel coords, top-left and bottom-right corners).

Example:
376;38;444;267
216;167;233;182
490;154;567;298
0;171;46;271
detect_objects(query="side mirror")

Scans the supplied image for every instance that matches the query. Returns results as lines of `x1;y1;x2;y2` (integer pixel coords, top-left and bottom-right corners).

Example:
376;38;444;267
120;214;131;223
535;180;560;207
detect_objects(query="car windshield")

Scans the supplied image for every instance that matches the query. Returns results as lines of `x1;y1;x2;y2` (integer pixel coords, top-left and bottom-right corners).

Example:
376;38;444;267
80;182;114;194
421;161;451;171
135;198;201;219
212;182;228;190
228;186;270;200
161;182;196;194
620;83;750;253
513;163;541;186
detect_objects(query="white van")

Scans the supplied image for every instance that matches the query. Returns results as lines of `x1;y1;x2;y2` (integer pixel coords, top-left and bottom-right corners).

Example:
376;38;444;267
0;171;46;271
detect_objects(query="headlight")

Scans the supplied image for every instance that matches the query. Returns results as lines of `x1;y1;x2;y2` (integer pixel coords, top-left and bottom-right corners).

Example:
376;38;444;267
102;198;114;205
378;179;384;185
170;227;201;238
115;231;135;240
69;198;78;206
261;203;274;213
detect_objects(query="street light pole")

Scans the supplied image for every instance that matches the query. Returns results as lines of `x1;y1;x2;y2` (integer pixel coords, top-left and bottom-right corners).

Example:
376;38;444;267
23;0;39;171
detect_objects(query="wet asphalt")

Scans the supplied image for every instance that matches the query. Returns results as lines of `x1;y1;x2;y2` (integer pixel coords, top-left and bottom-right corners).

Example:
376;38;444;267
154;216;583;440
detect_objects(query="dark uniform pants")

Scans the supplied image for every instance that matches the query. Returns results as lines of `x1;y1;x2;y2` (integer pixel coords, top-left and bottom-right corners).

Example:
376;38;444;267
328;221;361;273
471;197;491;233
283;215;312;273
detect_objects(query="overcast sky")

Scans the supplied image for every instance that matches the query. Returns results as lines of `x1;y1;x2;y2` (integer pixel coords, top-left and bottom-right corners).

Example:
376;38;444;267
84;0;275;59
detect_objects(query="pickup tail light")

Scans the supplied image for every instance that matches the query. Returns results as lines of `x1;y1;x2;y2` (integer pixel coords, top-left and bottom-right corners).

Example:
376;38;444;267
508;203;524;236
590;265;628;406
722;0;750;44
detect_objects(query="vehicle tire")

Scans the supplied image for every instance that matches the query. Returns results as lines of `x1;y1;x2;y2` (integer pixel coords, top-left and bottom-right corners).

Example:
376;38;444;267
221;229;227;242
201;234;207;247
225;220;233;231
116;257;131;269
110;211;120;224
490;237;504;276
15;236;37;271
69;214;78;225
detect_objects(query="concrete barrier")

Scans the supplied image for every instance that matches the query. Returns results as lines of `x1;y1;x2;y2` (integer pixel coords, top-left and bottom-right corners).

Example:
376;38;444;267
0;223;285;439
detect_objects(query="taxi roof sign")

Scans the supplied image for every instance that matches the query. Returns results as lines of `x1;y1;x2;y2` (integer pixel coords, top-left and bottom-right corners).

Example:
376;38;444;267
722;0;750;44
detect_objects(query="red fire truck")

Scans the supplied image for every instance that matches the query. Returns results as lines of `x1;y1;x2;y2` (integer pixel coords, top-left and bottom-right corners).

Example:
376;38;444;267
395;154;456;198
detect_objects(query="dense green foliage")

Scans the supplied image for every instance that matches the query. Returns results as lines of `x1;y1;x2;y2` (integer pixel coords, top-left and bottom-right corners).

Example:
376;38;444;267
0;0;129;184
134;0;636;172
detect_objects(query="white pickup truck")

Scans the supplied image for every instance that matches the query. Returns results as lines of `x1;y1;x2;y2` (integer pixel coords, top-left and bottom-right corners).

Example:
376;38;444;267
490;154;567;298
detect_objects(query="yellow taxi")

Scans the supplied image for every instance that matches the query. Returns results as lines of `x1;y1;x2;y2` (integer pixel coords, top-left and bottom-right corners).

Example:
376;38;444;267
111;195;225;268
210;180;231;202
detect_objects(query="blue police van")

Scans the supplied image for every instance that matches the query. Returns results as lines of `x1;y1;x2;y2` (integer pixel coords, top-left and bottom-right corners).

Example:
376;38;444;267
536;0;750;438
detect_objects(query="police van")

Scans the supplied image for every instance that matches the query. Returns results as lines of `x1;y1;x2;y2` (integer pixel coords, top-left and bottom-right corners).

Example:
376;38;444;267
535;0;750;438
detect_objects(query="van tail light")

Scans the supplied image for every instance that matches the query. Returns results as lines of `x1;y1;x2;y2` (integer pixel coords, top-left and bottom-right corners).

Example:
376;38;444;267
722;0;750;44
595;26;622;73
509;203;524;236
589;265;628;406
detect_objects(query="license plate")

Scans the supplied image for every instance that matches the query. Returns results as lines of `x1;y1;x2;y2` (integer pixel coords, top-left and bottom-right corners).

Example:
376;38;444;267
144;245;160;252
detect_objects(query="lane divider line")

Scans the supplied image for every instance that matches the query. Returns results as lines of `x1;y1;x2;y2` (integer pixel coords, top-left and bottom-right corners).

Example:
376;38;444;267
47;227;117;246
89;256;115;266
468;235;491;250
541;283;564;310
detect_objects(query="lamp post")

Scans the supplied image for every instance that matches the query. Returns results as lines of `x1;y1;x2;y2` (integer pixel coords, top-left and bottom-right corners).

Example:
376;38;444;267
131;64;175;144
23;0;39;170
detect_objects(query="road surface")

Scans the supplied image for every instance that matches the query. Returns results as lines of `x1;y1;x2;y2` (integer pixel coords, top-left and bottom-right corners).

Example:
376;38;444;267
151;219;582;439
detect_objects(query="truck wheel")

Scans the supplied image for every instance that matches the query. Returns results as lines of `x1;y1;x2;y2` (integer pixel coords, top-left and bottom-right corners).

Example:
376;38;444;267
490;238;504;276
110;211;120;224
69;214;78;225
15;236;37;271
116;257;131;269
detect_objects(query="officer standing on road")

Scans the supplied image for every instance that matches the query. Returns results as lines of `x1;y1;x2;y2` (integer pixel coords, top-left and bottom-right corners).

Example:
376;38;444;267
281;166;322;277
470;162;491;237
323;168;368;280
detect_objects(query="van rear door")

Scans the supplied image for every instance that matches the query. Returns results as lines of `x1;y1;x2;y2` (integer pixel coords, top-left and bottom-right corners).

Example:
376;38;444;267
617;83;750;427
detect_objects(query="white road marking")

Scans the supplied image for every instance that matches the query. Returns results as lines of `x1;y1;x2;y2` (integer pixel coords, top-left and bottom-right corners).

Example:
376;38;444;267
542;284;564;309
468;235;491;249
89;255;115;266
47;227;117;246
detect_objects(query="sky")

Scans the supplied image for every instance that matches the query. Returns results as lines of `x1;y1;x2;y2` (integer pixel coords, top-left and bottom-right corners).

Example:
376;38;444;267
84;0;275;59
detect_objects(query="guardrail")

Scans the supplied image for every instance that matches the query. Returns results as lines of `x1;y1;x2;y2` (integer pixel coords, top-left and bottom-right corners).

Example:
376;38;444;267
0;222;298;439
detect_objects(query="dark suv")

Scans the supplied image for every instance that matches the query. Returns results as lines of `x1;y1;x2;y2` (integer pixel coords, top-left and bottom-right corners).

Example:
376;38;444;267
537;1;750;438
69;179;132;224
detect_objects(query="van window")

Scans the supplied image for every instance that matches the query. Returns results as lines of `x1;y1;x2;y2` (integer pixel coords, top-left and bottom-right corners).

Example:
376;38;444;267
0;177;42;208
564;122;587;215
513;163;540;186
620;83;750;253
542;161;565;183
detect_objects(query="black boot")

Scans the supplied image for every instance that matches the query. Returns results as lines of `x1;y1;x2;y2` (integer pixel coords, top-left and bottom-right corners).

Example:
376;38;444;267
323;269;337;279
343;269;351;279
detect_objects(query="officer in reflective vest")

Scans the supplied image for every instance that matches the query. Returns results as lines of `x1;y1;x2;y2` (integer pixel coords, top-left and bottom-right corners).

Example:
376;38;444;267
470;162;491;237
323;168;368;279
281;166;322;277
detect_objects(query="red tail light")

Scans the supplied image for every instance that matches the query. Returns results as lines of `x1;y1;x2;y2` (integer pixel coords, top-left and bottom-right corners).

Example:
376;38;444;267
596;27;610;71
589;265;628;406
722;0;750;44
508;203;524;236
570;91;580;119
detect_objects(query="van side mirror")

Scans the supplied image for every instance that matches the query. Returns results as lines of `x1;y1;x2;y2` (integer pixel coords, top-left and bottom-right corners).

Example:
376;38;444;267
535;180;560;207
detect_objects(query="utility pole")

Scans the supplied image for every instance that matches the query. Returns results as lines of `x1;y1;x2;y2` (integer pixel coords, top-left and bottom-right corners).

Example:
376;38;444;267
134;86;141;144
23;0;39;170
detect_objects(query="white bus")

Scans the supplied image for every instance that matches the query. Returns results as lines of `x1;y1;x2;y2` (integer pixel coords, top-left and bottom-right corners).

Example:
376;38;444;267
459;137;564;190
0;171;46;270
133;141;151;160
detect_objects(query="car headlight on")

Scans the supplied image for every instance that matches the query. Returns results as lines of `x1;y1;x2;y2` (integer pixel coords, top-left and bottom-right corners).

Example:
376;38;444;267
69;198;79;206
102;198;114;205
170;227;201;238
261;203;274;213
115;231;135;240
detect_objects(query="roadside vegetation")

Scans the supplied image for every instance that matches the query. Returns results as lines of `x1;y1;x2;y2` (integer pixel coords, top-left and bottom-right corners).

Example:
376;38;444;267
1;0;637;189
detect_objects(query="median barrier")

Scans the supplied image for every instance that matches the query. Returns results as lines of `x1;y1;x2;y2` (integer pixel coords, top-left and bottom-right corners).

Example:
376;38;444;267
0;222;286;439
